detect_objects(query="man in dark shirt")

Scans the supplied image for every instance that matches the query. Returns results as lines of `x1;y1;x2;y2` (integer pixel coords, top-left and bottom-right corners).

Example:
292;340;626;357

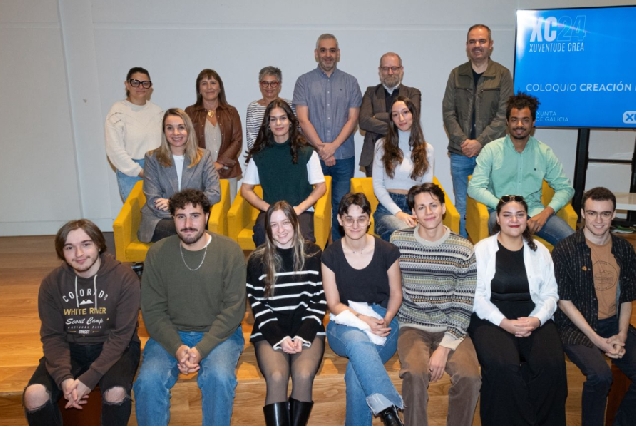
442;24;513;238
359;52;421;176
553;187;636;425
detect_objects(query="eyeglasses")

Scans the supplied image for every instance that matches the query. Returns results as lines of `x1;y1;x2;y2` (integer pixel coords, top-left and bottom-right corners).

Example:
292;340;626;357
380;66;402;73
499;195;526;203
342;216;369;227
584;210;613;220
260;81;280;88
128;79;152;89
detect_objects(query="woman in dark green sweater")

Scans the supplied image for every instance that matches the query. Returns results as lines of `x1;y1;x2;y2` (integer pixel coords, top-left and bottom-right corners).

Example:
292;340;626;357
241;99;326;247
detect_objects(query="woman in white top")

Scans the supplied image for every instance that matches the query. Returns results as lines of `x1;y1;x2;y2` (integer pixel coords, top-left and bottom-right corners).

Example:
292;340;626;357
105;67;163;201
245;67;294;150
372;96;434;241
138;108;220;243
469;195;567;425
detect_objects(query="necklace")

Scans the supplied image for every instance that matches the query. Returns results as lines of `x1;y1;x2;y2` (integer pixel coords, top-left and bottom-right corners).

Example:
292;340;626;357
344;236;368;254
179;235;210;271
207;110;215;118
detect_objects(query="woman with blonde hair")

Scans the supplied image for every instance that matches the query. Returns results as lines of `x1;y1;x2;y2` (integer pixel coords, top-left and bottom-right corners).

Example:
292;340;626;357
246;201;326;425
138;108;220;243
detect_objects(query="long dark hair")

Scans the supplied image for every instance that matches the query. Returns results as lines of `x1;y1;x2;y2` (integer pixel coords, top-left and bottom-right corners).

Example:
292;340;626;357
245;98;307;164
492;195;537;251
382;96;429;179
250;201;317;297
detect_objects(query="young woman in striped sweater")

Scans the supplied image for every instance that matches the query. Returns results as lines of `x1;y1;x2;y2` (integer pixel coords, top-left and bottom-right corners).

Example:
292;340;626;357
246;201;326;426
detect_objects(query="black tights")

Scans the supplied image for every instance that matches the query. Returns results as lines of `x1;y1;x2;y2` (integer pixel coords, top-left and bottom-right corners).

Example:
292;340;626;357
255;336;325;404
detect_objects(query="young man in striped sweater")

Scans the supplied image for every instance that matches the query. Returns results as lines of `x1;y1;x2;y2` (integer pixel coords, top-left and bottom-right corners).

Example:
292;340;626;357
390;183;480;426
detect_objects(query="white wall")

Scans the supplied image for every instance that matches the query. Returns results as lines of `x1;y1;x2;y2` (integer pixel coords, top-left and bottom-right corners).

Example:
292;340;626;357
0;0;634;235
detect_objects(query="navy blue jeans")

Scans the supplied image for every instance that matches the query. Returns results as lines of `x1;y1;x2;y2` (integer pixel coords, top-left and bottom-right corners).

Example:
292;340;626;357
564;317;636;426
321;157;355;243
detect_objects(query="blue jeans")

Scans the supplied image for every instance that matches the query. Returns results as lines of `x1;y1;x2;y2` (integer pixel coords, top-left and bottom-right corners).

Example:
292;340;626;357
450;153;477;238
326;305;403;425
116;158;144;202
321;157;355;243
133;327;244;426
564;317;636;426
488;210;574;246
374;193;411;242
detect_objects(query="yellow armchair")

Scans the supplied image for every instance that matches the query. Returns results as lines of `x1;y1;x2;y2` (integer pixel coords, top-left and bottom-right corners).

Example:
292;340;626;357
465;179;578;250
227;176;332;250
349;177;460;234
113;179;231;263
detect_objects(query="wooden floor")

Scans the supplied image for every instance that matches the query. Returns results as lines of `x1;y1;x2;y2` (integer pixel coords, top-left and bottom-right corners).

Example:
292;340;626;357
0;233;630;425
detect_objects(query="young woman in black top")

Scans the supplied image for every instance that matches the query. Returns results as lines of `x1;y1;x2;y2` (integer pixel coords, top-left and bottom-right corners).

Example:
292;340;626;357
322;193;404;426
246;201;326;426
469;196;567;425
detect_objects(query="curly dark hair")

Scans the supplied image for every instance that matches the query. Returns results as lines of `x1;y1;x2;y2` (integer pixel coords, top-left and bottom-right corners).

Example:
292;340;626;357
245;98;307;164
582;186;616;211
382;96;429;180
168;189;212;216
506;92;541;121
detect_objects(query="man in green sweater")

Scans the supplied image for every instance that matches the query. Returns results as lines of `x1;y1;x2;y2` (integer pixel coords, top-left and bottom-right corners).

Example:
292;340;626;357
391;183;480;426
133;189;246;426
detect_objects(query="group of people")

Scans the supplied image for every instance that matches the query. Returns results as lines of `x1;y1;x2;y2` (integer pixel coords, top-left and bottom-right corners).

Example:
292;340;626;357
22;183;636;426
20;24;636;427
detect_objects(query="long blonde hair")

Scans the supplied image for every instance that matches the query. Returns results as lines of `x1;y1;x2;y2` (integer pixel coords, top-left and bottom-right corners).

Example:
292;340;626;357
153;108;203;168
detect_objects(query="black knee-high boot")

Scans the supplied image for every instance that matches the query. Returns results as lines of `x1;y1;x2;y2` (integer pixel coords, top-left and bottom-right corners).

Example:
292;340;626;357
263;401;290;426
289;397;313;426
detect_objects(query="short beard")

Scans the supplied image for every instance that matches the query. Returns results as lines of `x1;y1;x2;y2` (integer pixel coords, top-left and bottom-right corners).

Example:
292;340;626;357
178;228;205;245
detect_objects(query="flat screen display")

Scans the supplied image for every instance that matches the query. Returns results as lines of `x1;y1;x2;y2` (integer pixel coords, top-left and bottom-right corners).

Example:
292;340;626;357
514;6;636;128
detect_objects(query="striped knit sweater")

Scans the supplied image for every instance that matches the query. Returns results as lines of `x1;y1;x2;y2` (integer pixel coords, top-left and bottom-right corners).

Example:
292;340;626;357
246;243;326;347
391;226;477;350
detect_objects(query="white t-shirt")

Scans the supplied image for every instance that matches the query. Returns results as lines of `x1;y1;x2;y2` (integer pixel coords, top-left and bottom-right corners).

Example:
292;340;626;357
173;155;185;190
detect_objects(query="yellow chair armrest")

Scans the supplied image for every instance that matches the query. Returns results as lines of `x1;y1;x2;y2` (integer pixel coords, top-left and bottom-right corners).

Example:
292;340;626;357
209;179;230;236
557;203;578;230
227;188;252;242
314;176;332;248
113;181;144;262
434;177;460;234
466;193;490;244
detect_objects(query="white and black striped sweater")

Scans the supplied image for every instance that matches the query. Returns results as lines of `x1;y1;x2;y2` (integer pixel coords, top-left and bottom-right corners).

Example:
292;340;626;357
246;243;326;346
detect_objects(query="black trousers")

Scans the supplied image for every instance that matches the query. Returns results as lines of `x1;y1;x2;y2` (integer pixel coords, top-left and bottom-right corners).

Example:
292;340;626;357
469;305;567;425
24;340;140;426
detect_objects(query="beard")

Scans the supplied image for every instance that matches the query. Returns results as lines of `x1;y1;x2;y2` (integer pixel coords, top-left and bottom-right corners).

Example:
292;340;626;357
381;74;401;88
178;227;205;245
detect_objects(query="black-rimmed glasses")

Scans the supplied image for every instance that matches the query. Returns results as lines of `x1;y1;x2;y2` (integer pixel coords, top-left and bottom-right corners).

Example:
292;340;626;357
499;195;526;203
128;79;152;89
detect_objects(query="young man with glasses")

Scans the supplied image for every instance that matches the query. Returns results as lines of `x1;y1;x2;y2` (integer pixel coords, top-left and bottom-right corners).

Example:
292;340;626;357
552;186;636;425
467;92;575;245
359;52;421;177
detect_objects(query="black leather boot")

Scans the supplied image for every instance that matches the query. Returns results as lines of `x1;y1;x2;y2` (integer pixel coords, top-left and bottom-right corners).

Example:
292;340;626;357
378;406;403;426
263;401;290;426
288;397;313;426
